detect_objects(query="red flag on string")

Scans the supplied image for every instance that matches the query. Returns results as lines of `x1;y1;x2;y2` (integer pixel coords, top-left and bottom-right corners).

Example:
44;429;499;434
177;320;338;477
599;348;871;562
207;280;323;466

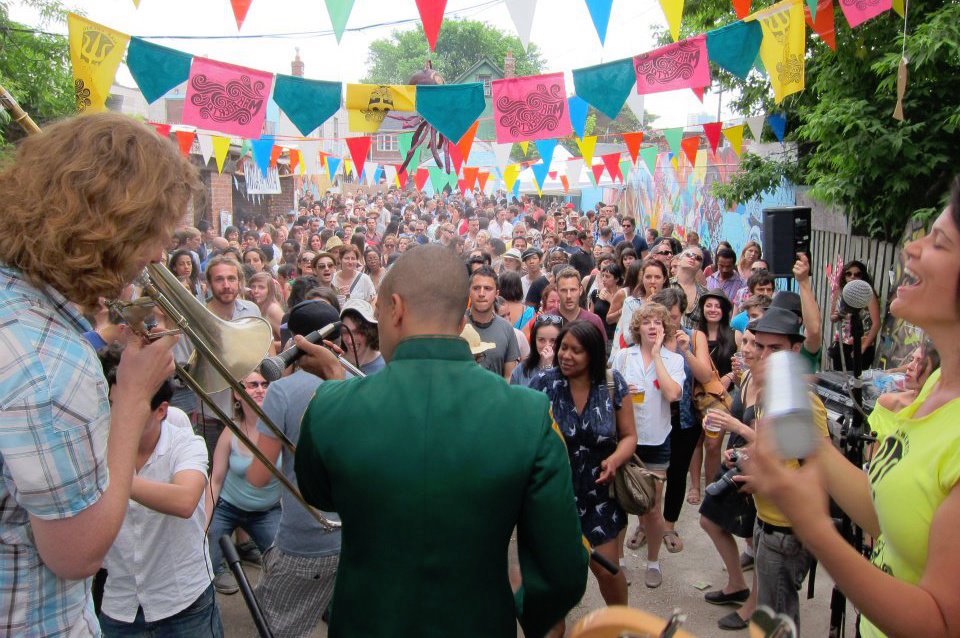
345;137;372;178
692;87;705;102
732;0;752;19
415;0;447;51
448;142;464;176
414;168;430;191
600;153;623;182
591;164;605;183
456;178;467;193
396;165;409;189
174;130;195;157
805;0;837;51
681;136;700;166
477;170;490;191
230;0;253;29
622;131;644;164
702;122;724;154
456;120;479;162
151;122;171;138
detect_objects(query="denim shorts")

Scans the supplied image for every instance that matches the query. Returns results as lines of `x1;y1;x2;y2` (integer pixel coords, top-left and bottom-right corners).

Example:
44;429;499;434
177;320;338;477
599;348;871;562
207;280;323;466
636;438;671;472
100;583;223;637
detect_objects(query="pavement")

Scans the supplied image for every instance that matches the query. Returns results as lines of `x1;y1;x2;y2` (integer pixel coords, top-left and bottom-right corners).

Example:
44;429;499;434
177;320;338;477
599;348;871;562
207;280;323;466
217;481;854;637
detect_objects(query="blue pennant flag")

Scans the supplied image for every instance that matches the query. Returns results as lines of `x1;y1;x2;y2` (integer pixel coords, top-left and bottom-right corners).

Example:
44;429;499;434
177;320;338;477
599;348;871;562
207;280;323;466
535;139;558;169
568;96;589;139
706;21;763;80
273;75;342;136
416;83;486;143
373;165;384;184
531;161;550;191
768;113;787;142
127;38;192;103
326;156;342;179
584;0;614;45
572;58;635;120
250;136;274;176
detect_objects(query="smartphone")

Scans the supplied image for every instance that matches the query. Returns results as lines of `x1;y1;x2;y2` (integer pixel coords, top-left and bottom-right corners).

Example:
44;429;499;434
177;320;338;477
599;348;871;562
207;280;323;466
763;350;818;459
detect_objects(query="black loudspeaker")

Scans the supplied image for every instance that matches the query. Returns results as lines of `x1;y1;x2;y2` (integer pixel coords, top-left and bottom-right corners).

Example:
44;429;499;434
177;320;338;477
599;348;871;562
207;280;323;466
762;206;811;277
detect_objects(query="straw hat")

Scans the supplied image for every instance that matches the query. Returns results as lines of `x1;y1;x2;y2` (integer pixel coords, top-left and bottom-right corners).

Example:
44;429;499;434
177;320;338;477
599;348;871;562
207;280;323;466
460;324;496;356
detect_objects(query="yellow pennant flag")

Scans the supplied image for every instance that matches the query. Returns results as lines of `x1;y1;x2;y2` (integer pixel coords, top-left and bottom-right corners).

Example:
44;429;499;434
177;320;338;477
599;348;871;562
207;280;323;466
67;13;130;113
892;0;904;16
344;158;354;177
503;164;521;192
752;0;805;103
576;135;597;170
722;124;744;156
212;135;230;174
519;141;530;155
658;0;685;42
345;84;416;133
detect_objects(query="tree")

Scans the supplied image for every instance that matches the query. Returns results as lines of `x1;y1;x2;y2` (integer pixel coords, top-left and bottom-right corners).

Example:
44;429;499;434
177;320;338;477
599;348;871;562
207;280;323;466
675;0;960;240
363;19;544;85
0;2;74;149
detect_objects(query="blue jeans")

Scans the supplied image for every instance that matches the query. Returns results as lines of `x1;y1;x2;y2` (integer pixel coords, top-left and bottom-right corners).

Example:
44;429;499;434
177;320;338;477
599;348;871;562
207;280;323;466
208;497;281;574
753;521;813;631
99;583;223;637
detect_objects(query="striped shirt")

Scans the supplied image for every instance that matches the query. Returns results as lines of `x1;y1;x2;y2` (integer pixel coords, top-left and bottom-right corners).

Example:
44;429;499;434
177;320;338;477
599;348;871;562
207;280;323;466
0;265;107;636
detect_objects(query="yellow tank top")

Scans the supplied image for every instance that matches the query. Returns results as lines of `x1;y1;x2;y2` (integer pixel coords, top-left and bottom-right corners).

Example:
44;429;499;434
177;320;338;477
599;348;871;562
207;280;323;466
860;368;960;638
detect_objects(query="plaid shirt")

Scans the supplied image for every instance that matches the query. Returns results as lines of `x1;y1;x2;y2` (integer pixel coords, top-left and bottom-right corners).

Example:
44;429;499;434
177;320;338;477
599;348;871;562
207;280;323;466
0;265;106;636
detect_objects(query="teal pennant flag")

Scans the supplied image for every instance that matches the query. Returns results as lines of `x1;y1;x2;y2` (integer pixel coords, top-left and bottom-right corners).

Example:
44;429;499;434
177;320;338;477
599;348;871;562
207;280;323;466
416;83;485;144
397;131;422;172
273;75;342;136
127;38;192;103
572;57;635;120
706;20;763;80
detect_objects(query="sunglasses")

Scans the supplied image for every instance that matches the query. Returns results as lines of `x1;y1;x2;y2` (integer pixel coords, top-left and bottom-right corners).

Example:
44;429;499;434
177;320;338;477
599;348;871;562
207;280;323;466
315;262;335;270
244;380;270;389
845;270;863;278
535;314;564;327
681;251;703;261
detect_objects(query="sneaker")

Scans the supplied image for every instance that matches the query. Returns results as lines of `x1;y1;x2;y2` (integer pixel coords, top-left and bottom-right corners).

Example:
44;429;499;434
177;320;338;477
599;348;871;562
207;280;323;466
214;570;239;595
718;611;749;630
237;540;262;567
644;566;662;589
739;551;755;572
705;588;750;606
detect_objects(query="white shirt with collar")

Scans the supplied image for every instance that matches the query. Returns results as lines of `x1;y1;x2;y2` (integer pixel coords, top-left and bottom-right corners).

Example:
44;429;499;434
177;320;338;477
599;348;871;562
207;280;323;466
488;219;514;240
101;420;211;623
610;346;685;446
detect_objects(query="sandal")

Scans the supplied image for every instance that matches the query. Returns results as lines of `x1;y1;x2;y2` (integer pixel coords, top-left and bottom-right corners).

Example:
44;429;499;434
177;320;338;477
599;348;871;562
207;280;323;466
625;525;647;550
662;530;683;553
686;488;701;505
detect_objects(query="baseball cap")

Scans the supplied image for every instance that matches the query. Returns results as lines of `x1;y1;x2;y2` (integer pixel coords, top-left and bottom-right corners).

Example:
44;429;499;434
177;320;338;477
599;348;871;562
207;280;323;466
564;203;575;209
287;300;341;339
340;298;377;324
522;248;543;261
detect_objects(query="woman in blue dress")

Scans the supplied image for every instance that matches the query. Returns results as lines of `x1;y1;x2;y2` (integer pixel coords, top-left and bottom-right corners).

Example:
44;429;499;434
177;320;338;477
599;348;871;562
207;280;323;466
530;320;636;608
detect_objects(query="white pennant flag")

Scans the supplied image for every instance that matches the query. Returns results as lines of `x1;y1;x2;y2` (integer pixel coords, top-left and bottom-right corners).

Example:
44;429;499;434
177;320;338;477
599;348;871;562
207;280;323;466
300;141;321;175
363;162;377;186
493;142;514;173
505;0;538;51
746;115;766;142
383;164;398;187
197;133;214;166
625;92;645;124
565;158;584;186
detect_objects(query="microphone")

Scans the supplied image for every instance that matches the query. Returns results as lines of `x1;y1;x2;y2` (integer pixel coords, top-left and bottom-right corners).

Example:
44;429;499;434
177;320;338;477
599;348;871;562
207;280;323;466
259;321;340;382
763;350;818;459
840;279;873;314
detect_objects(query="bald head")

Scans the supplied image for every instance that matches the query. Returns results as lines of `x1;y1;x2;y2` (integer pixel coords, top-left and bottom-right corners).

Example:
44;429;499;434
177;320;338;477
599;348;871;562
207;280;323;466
379;244;468;330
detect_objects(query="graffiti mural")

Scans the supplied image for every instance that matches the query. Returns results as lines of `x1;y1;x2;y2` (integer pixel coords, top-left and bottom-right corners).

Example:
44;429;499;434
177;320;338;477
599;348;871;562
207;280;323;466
618;147;794;258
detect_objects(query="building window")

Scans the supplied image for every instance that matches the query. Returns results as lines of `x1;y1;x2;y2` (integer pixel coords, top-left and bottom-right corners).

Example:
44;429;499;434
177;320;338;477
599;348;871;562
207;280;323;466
332;117;339;139
478;74;492;97
377;135;399;152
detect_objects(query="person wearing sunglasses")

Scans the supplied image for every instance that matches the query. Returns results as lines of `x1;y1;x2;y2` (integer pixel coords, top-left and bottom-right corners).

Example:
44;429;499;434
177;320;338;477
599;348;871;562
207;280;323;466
649;240;675;269
618;216;650;258
829;259;881;371
670;246;710;329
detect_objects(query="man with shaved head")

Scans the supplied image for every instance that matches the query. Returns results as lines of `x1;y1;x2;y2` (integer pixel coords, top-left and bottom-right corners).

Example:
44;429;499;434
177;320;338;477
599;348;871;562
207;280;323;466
293;244;589;638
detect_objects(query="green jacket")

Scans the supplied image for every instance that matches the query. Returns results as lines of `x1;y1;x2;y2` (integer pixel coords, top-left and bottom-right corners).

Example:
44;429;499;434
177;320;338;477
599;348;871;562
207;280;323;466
295;336;588;637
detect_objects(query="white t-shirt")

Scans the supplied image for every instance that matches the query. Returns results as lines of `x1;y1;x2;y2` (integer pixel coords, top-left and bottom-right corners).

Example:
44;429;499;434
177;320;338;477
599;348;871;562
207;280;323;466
610;346;686;446
488;219;514;240
335;271;376;306
102;421;211;622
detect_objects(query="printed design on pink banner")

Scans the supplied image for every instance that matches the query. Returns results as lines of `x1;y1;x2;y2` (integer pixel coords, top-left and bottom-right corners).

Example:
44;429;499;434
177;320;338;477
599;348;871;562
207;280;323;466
496;83;566;138
189;73;267;126
841;0;882;9
634;40;701;85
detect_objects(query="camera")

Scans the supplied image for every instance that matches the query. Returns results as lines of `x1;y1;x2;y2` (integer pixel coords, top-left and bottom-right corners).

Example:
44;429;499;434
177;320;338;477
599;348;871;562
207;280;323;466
705;450;746;498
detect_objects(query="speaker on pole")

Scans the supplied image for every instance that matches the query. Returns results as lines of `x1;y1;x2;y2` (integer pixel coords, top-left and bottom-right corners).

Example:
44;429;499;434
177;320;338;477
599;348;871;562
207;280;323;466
762;206;811;277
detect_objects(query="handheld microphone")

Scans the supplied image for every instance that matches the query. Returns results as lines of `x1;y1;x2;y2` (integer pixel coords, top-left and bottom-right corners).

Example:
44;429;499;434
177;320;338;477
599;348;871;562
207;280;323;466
764;350;818;459
259;321;341;382
839;279;873;314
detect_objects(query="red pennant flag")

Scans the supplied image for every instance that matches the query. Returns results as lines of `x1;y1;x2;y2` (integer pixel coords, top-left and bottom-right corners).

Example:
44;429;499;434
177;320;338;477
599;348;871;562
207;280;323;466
151;122;171;138
414;168;430;191
456;178;467;193
622;131;644;164
415;0;447;52
560;175;570;193
395;165;409;189
732;0;752;19
805;0;837;51
692;86;706;102
269;145;283;168
231;0;253;29
174;130;195;157
591;163;605;183
456;120;479;162
345;137;372;178
448;142;464;176
702;122;724;154
548;171;557;180
477;170;490;191
289;149;300;173
462;166;479;190
600;153;623;182
681;136;700;166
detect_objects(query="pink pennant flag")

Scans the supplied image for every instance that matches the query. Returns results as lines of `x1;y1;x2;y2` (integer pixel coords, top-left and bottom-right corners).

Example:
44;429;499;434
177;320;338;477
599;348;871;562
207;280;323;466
634;34;711;95
838;0;891;28
183;57;273;139
600;153;623;182
492;73;573;143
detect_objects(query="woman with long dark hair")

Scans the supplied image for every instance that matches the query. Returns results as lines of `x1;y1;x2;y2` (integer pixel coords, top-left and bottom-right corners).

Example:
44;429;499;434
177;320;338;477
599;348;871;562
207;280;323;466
510;313;561;387
529;321;636;611
168;249;205;302
829;259;881;371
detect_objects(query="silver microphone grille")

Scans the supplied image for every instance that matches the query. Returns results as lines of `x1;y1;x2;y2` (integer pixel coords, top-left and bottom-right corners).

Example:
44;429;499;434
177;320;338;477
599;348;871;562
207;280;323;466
259;356;286;382
841;278;873;310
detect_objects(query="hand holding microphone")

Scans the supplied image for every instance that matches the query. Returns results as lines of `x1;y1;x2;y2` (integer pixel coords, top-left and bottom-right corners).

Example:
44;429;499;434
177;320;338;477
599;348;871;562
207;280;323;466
259;321;342;381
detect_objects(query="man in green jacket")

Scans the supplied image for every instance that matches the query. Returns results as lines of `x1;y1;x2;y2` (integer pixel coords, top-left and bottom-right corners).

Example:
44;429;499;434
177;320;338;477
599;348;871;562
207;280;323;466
294;244;588;637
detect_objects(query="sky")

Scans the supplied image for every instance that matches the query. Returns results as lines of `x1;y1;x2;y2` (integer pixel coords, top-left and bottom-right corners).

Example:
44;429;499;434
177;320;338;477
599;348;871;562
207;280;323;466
10;0;736;129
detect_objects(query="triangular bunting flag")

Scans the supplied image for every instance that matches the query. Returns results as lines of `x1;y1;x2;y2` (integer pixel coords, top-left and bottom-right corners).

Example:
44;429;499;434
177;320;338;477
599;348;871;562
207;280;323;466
746;115;765;141
418;83;486;144
619;158;633;181
892;0;904;16
151;122;171;138
449;143;464;175
373;164;383;185
658;0;685;41
572;58;636;120
493;143;514;172
250;136;274;175
457;120;480;162
534;139;558;171
174;130;195;157
212;135;230;174
67;13;130;113
600;153;622;182
462;166;480;191
586;166;598;187
591;163;606;184
415;0;447;51
478;170;490;191
269;145;282;168
531;160;550;191
806;0;818;20
662;127;683;157
722;125;744;156
127;38;192;104
300;141;321;175
566;158;584;185
326;156;342;180
706;20;764;80
560;175;570;193
519;141;530;155
345;137;373;177
640;146;658;174
839;0;891;28
623;132;644;165
239;139;252;157
503;164;521;192
568;96;589;139
681;136;699;166
804;0;836;50
702;122;723;154
692;87;705;102
197;133;214;165
289;148;300;174
273;75;342;136
397;131;423;173
754;0;806;103
344;158;354;177
732;0;752;18
414;168;430;191
576;136;597;169
584;0;614;45
363;162;378;186
230;0;253;29
505;0;538;51
768;113;787;142
324;0;355;43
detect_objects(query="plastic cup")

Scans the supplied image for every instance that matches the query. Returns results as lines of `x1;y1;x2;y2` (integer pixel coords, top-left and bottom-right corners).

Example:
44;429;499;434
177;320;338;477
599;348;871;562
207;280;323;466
703;409;723;439
631;390;645;405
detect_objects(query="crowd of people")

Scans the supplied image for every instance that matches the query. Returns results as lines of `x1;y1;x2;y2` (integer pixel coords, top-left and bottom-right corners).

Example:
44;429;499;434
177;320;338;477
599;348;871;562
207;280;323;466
1;113;959;638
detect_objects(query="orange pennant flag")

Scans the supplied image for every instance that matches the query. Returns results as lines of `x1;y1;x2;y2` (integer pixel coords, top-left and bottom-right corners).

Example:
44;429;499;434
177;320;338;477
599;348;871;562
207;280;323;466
457;120;480;163
289;149;300;173
477;170;490;191
560;175;570;193
681;136;700;166
462;166;480;191
270;145;283;168
622;131;644;165
732;0;752;18
414;168;430;191
702;122;724;154
174;130;195;157
231;0;253;29
804;0;836;51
